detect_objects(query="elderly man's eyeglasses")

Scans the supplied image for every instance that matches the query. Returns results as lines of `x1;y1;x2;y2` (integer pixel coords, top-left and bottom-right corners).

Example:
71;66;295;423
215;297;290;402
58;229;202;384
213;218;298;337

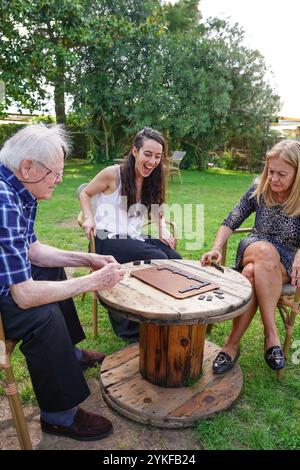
36;161;64;180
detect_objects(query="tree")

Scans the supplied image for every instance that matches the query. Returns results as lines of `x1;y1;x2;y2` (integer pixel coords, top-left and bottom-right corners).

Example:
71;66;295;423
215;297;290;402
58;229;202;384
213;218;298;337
1;1;280;168
203;18;280;169
72;0;166;160
0;0;112;123
163;0;202;35
73;4;279;167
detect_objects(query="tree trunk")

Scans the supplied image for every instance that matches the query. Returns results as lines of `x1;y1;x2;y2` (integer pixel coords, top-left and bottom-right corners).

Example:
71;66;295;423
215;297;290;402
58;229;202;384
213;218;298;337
101;114;109;161
54;54;66;125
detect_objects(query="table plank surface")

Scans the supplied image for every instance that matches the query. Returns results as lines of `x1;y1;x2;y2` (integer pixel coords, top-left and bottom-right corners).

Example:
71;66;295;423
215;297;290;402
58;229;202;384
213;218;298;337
98;259;252;324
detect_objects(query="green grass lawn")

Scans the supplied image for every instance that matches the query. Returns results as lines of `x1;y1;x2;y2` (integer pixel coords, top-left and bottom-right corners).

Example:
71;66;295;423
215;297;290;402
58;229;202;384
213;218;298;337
4;161;300;450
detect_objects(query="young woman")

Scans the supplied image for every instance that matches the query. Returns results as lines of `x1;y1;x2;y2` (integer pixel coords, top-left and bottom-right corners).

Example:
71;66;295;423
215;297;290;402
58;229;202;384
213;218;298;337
201;140;300;374
80;127;181;342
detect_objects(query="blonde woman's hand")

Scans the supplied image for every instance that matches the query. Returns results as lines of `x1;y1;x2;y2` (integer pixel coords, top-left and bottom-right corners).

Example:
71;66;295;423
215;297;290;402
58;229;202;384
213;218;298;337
200;249;222;266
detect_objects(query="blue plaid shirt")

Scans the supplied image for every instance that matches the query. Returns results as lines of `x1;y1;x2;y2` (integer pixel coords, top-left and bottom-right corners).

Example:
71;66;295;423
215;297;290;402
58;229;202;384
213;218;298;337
0;164;37;296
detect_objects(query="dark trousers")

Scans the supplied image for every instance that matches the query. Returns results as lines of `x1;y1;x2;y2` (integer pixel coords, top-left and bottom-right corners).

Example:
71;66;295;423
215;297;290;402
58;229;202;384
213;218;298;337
0;266;90;412
94;234;182;342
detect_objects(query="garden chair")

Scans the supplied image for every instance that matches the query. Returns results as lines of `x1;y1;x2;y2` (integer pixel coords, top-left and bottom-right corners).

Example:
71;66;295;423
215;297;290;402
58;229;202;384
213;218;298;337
168;151;186;184
0;312;32;450
77;184;98;337
207;228;300;379
76;183;177;338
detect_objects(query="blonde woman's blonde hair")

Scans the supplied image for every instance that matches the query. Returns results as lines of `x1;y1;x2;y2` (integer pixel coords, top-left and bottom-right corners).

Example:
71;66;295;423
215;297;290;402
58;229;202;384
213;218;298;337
252;140;300;216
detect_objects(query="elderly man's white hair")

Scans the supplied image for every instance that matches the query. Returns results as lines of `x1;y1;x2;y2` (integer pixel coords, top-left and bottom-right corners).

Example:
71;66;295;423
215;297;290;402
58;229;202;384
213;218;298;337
0;124;71;170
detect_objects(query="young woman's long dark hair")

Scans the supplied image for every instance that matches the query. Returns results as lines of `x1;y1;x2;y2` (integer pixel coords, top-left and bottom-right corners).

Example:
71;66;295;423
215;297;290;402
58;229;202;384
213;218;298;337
120;127;168;216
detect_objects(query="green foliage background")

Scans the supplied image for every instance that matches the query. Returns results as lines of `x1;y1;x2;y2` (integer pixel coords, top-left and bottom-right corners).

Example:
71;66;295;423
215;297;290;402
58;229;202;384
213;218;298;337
0;0;280;170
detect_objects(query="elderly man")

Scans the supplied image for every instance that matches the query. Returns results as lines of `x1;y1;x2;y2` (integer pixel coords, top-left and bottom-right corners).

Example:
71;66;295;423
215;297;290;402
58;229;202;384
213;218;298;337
0;124;125;441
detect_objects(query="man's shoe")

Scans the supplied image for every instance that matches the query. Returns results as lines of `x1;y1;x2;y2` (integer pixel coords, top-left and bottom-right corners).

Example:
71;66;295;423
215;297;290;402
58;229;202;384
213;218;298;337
212;349;240;374
80;349;105;370
264;345;285;370
40;408;113;441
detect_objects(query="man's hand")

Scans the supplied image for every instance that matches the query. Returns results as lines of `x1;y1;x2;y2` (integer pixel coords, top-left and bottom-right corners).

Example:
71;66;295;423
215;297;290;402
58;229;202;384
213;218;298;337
200;249;222;266
10;262;126;309
89;253;118;271
91;263;125;290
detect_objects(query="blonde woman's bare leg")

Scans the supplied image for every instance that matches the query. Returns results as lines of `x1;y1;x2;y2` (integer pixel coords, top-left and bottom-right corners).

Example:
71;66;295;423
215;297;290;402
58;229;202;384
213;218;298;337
221;241;289;354
245;242;289;349
221;262;257;358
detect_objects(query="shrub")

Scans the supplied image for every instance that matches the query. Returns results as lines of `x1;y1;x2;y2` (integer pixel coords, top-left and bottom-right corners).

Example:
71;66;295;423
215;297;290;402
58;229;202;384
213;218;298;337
31;115;55;125
217;150;247;170
0;123;25;148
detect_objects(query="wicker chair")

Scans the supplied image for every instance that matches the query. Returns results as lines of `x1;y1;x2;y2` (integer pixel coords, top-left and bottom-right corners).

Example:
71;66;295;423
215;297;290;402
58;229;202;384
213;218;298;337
207;228;300;379
0;312;32;449
168;151;186;184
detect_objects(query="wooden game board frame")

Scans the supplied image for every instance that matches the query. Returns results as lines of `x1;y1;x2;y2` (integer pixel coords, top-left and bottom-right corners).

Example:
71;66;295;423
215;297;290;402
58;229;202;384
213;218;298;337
130;264;219;299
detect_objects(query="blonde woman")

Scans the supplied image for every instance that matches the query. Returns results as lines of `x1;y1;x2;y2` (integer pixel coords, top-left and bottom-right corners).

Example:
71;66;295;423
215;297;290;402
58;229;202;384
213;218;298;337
201;140;300;373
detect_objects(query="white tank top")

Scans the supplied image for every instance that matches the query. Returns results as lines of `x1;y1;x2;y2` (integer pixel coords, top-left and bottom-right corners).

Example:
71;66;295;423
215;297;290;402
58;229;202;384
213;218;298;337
94;165;145;240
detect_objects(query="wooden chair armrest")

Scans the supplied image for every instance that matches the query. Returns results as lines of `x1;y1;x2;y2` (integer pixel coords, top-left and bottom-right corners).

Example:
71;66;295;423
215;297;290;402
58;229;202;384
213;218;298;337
222;227;252;265
5;339;18;355
77;210;96;253
165;220;178;249
294;287;300;303
77;210;84;227
233;228;253;234
171;161;180;169
144;219;178;249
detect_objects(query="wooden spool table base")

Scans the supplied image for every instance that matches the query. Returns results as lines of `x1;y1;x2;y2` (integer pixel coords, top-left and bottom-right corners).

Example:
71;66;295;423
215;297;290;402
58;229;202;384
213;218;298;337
100;341;243;428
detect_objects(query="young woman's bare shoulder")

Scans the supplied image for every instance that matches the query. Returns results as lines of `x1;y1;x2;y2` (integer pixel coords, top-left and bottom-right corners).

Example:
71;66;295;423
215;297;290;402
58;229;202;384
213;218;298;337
96;165;117;182
98;165;116;176
95;165;119;192
83;165;118;196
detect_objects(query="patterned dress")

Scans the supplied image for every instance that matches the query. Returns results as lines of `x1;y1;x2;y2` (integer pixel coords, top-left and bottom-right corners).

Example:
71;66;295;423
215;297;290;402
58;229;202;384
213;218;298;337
222;185;300;276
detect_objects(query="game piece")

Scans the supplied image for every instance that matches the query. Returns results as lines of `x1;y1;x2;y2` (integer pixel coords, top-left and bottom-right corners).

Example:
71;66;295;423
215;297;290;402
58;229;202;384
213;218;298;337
211;261;225;273
179;283;204;293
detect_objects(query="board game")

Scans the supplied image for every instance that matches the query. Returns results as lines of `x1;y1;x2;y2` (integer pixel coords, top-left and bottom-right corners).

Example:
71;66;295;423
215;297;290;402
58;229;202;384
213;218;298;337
130;263;219;299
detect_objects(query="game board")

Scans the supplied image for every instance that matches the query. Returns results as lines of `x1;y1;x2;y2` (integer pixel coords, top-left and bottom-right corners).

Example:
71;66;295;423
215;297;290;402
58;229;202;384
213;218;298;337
130;263;219;299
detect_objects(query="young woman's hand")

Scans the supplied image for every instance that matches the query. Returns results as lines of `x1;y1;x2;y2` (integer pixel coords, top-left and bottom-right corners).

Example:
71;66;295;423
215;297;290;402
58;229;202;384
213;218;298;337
200;249;222;266
160;227;176;249
82;216;96;239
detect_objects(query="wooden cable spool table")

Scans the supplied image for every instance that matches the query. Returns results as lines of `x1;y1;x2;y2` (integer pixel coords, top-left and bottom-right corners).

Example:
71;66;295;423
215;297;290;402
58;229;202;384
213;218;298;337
98;259;252;428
